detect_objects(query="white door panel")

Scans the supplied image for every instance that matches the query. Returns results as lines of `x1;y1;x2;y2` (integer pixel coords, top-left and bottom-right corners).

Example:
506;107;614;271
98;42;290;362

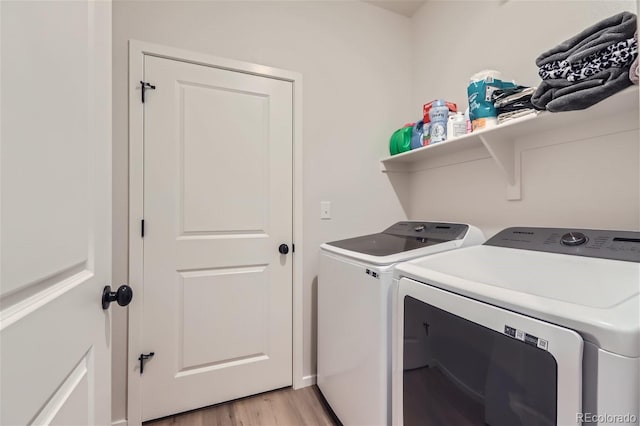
1;0;90;296
179;266;269;369
33;349;92;426
1;1;112;425
141;55;293;421
181;84;269;233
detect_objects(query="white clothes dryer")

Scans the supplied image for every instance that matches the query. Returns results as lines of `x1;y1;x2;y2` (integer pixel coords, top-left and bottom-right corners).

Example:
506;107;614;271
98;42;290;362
393;227;640;426
317;221;485;426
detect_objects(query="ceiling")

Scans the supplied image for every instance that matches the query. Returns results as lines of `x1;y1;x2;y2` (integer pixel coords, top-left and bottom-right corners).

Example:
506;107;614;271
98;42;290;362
363;0;427;18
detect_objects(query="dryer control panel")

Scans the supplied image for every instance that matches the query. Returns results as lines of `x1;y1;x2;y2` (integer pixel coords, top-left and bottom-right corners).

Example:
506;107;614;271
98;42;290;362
486;227;640;262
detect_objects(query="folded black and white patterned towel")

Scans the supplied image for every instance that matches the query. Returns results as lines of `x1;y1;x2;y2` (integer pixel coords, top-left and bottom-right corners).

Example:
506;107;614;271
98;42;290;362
539;37;638;82
531;67;631;112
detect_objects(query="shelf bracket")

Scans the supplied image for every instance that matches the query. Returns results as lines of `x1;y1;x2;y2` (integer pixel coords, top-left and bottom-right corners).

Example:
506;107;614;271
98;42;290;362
479;134;521;201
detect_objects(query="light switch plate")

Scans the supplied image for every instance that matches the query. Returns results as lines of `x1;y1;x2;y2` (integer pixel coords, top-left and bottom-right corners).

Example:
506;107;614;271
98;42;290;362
320;201;331;220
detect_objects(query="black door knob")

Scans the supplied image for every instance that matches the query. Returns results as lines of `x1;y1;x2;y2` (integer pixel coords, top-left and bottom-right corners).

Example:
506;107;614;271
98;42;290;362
278;244;289;255
102;285;133;309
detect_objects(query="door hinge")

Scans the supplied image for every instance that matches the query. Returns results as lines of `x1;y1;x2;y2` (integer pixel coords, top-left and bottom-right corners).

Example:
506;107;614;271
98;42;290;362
141;219;145;238
140;81;156;103
138;352;155;374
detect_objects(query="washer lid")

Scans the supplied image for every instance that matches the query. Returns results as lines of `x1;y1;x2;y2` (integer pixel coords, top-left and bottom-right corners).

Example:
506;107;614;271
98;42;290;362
324;222;469;257
395;244;640;357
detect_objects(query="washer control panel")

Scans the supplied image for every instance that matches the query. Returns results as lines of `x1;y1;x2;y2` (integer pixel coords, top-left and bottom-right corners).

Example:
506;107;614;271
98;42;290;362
486;227;640;262
384;222;469;241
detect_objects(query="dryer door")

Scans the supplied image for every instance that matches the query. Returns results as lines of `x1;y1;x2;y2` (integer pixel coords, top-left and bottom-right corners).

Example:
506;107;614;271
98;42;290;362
393;277;583;426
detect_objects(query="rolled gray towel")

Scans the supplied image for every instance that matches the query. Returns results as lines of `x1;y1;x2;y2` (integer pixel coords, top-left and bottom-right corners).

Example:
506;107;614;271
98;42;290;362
536;12;637;67
531;67;631;112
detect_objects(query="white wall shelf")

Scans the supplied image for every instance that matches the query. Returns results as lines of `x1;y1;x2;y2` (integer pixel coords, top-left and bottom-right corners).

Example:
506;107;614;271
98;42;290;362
381;86;639;200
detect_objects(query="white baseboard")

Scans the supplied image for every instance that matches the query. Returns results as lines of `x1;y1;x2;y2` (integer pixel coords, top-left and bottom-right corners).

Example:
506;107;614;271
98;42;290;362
294;374;316;389
112;419;128;426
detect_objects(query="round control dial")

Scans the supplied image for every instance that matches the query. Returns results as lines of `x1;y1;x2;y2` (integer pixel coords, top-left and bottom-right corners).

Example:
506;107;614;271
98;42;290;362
560;232;588;246
414;225;426;232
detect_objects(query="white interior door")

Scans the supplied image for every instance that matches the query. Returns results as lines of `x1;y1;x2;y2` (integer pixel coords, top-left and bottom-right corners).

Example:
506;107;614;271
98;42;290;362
140;54;293;421
1;1;112;425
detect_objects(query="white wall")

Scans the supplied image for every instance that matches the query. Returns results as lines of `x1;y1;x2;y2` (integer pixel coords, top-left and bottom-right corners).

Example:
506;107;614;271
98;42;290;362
111;1;412;421
408;0;640;237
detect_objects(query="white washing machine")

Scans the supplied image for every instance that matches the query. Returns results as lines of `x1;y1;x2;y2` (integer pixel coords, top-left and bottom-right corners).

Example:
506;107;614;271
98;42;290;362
317;221;485;426
393;227;640;426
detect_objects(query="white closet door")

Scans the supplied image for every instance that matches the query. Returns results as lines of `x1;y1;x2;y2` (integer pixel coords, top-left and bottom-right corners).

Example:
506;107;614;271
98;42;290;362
140;55;293;421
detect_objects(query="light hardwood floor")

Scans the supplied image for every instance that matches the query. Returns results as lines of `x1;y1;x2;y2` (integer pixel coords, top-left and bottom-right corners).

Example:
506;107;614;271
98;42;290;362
144;386;341;426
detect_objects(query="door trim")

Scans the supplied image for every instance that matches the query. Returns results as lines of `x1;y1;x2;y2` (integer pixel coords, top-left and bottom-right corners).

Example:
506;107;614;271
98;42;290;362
127;40;304;425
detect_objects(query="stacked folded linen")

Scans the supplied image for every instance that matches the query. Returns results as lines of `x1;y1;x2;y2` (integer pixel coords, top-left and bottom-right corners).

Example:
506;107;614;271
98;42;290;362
532;12;638;112
492;86;540;124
